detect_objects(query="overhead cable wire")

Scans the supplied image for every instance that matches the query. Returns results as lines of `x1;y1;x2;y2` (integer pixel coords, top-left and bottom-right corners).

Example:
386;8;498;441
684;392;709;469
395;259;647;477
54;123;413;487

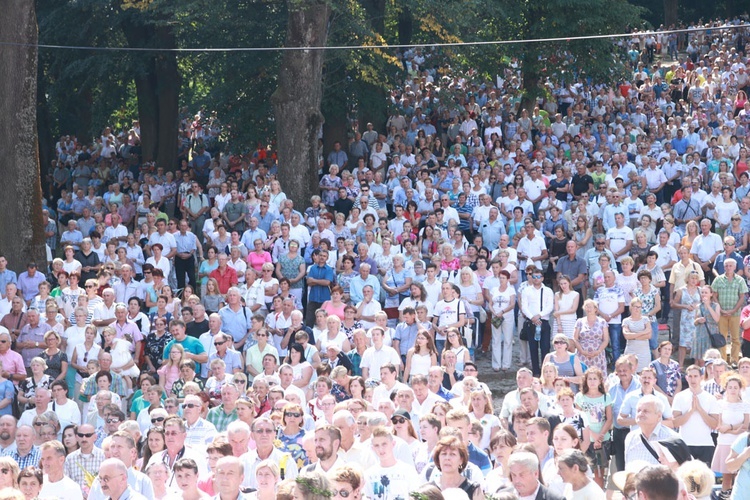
0;24;748;53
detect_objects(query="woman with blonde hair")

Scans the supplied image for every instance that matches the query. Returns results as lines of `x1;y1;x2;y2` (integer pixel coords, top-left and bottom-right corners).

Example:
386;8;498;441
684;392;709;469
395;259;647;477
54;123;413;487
468;387;500;451
249;460;280;500
0;457;20;490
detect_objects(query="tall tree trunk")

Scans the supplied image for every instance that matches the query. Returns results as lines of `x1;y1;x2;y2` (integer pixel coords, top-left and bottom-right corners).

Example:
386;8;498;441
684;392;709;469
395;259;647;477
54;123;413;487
359;0;386;35
122;23;180;170
0;0;47;270
272;0;330;208
663;0;678;28
37;62;55;200
154;27;180;171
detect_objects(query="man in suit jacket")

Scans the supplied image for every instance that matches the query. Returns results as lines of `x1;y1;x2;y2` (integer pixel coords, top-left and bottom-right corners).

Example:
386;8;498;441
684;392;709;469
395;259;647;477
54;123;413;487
508;451;565;500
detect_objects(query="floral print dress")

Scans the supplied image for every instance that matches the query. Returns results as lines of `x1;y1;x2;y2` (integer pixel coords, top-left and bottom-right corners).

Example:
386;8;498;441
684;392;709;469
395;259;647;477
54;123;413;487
574;316;609;373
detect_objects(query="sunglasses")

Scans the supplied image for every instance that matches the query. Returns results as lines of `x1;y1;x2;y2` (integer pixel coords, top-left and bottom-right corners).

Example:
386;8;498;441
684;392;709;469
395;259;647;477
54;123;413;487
106;418;121;424
85;285;97;289
256;333;267;337
254;428;275;434
391;417;407;424
331;490;352;498
183;403;200;409
213;341;226;347
33;422;45;427
553;340;567;345
284;412;302;418
77;432;95;438
531;274;543;279
151;417;166;424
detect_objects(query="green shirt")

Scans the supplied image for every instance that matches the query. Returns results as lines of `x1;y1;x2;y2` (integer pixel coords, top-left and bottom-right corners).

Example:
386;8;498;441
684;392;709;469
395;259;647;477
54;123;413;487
711;274;748;315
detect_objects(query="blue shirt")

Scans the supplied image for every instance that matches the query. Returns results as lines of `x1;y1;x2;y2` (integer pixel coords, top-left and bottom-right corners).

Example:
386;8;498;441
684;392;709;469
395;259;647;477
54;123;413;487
174;231;198;254
0;270;18;298
308;264;335;303
240;228;267;249
468;442;492;476
393;321;419;356
218;305;252;343
257;212;276;234
162;336;206;372
349;275;381;305
608;377;641;429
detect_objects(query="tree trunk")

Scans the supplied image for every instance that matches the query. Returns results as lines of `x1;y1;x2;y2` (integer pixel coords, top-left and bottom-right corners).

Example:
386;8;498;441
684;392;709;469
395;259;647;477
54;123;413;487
0;0;47;270
272;0;330;208
122;23;180;171
359;0;386;35
37;63;55;200
154;27;180;171
663;0;678;28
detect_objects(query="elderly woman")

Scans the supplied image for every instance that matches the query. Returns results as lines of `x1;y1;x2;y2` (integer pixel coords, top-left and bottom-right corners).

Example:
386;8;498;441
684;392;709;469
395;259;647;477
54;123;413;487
101;326;139;386
276;403;307;469
382;254;412;319
18;466;43;500
40;331;67;382
429;435;484;499
557;449;604;499
18;357;52;410
0;456;20;490
572;299;609;373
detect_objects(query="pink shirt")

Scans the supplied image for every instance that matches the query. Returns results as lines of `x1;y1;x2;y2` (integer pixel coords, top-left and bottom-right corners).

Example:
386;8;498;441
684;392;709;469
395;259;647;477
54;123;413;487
0;350;26;383
246;251;272;272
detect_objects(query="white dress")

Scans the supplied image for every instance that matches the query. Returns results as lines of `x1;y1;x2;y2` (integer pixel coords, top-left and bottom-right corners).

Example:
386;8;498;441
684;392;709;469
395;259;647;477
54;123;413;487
554;291;579;339
409;352;433;379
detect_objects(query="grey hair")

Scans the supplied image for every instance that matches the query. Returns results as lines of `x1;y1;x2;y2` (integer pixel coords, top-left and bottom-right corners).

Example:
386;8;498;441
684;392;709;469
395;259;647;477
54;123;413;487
368;412;389;427
557;448;590;473
638;394;664;416
507;451;539;473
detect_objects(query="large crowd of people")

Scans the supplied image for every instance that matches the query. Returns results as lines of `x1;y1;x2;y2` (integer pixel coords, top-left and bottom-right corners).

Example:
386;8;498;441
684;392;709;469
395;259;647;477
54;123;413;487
1;17;750;500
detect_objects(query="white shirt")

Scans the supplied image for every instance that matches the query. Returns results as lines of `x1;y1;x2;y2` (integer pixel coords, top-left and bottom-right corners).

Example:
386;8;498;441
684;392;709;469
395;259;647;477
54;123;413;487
517;236;547;271
690;232;723;262
606;225;634;262
40;476;83;500
672;389;720;446
520;285;554;321
360;345;402;381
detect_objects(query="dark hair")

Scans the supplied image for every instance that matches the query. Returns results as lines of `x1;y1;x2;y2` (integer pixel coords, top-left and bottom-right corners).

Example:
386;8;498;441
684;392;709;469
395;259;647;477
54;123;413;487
17;466;43;486
285;343;307;365
633;465;679;500
96;371;113;384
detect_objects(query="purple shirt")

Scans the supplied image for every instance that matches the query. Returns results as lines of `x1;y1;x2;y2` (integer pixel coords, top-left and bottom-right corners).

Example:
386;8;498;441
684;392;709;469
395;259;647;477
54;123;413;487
17;271;47;303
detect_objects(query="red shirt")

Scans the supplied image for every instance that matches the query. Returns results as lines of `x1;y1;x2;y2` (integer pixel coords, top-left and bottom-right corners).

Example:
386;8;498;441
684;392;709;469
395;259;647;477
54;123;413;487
209;266;238;294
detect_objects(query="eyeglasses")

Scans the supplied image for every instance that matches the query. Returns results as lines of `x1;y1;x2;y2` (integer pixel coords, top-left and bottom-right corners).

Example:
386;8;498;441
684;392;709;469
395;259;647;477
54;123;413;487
253;428;275;434
164;430;183;437
85;285;97;289
77;432;95;438
331;490;352;498
99;474;125;485
595;241;605;245
151;417;166;424
391;417;406;424
284;412;302;418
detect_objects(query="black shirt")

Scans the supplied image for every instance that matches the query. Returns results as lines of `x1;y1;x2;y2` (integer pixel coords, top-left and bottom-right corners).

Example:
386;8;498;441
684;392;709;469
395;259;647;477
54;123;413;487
571;173;594;197
186;319;209;339
75;250;100;282
333;198;354;218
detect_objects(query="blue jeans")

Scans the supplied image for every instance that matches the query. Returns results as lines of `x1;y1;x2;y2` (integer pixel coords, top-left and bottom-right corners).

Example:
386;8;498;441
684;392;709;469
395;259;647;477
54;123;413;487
609;324;624;362
528;320;551;376
649;320;659;350
436;340;445;362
